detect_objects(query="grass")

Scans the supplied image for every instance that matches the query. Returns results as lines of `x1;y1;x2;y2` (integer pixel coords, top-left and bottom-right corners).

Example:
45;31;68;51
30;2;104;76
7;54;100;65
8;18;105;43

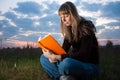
0;48;49;80
99;47;120;80
0;46;120;80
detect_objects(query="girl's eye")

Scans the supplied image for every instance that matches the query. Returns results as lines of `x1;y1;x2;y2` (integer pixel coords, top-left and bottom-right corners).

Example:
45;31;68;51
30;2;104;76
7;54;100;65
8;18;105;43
65;15;68;17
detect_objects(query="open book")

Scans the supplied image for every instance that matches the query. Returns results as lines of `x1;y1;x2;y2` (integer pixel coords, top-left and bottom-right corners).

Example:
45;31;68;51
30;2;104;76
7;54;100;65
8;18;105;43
37;34;66;55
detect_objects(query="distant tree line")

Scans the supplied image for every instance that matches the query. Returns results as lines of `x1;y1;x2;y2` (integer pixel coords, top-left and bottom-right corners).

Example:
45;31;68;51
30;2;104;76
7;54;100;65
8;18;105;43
0;40;120;51
105;40;120;48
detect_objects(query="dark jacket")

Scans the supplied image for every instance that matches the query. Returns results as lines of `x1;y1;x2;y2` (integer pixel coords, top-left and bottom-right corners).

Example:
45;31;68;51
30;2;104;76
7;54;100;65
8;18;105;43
61;21;99;64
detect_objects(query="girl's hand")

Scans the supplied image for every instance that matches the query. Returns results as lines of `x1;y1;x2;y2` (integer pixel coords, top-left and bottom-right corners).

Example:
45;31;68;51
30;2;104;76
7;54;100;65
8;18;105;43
49;58;58;63
42;48;53;59
49;53;61;63
42;48;61;63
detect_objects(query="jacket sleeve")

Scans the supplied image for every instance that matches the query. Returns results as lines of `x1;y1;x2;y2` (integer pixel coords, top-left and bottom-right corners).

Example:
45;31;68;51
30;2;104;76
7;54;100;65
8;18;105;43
61;38;71;59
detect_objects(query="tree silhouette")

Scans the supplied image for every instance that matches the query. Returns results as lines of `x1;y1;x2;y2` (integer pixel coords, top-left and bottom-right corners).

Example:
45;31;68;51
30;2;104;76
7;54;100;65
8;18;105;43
106;40;113;48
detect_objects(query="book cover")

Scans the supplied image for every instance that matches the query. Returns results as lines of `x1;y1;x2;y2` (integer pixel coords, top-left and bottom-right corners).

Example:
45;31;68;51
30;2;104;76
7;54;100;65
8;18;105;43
37;34;66;55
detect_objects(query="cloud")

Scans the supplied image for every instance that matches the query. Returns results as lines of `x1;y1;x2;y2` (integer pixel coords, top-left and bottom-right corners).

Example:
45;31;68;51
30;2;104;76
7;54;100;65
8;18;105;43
3;1;60;32
96;28;105;35
105;25;120;30
56;0;76;5
4;18;17;27
101;1;120;19
0;32;3;36
13;1;42;15
0;0;120;47
114;26;120;29
4;39;37;48
80;2;101;12
95;17;118;26
0;13;19;38
79;0;119;5
97;27;120;39
0;15;5;20
33;21;40;27
98;38;120;46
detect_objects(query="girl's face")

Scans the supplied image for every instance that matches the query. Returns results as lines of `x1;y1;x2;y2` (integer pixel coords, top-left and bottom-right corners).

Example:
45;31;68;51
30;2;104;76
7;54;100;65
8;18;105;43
60;13;72;26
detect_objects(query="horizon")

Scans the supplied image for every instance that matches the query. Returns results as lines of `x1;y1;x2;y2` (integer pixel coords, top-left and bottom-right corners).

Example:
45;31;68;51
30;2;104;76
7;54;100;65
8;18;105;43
0;0;120;48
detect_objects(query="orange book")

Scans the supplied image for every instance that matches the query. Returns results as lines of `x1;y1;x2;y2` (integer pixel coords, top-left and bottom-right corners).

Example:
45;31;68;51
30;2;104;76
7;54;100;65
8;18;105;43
37;34;66;55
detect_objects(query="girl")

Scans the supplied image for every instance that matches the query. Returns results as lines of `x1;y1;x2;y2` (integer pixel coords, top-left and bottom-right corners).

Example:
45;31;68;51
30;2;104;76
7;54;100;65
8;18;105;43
40;1;99;80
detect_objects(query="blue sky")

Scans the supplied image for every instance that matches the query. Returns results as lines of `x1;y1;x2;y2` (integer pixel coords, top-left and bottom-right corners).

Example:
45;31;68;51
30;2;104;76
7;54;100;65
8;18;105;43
0;0;120;48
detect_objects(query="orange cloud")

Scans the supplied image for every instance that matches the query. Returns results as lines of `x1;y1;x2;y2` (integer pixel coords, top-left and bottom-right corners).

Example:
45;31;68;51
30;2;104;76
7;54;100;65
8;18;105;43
98;38;120;46
2;40;38;48
1;38;120;48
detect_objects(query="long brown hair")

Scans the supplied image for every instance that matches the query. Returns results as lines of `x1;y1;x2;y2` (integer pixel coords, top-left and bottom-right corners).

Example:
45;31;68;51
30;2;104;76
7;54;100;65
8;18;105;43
58;1;96;42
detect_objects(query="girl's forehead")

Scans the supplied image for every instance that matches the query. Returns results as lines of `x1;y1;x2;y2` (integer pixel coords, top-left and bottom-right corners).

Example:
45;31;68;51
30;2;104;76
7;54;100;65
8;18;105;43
59;11;69;16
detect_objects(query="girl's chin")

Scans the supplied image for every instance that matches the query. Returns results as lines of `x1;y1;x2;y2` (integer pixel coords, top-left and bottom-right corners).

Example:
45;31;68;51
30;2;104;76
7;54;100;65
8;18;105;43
65;24;71;26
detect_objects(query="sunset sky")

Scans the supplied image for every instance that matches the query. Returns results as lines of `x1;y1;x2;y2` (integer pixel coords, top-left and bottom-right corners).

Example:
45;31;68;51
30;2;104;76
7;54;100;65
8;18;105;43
0;0;120;48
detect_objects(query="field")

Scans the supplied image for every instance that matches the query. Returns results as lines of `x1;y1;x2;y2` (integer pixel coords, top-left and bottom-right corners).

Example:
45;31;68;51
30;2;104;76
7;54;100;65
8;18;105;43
0;46;120;80
99;46;120;80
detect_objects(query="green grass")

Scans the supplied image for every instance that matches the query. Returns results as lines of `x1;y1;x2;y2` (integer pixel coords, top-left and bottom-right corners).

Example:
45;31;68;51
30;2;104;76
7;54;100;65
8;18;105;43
0;48;50;80
99;47;120;80
0;46;120;80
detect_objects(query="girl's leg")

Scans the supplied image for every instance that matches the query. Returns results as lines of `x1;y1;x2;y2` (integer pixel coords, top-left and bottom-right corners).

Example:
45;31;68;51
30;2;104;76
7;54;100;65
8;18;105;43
58;58;99;79
40;54;60;78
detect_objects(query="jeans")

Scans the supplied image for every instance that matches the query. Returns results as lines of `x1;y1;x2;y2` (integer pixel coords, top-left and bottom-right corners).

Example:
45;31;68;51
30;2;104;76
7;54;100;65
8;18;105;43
40;54;99;79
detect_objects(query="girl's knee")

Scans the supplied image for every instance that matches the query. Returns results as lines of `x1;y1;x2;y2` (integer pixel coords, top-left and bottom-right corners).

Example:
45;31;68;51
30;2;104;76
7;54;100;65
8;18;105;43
40;54;48;64
40;54;44;62
58;58;73;74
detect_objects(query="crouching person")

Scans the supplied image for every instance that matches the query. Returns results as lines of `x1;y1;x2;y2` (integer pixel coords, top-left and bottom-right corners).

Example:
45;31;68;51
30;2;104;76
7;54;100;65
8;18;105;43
40;1;99;80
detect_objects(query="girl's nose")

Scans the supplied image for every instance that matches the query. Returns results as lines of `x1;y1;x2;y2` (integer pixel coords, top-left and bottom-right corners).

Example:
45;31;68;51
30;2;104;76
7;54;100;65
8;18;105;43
62;18;66;22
